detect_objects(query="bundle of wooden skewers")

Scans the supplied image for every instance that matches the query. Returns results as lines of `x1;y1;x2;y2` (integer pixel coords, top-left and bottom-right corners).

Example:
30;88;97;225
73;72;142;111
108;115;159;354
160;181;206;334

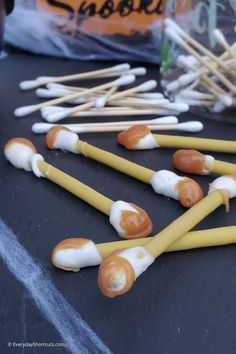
163;19;236;113
15;63;204;135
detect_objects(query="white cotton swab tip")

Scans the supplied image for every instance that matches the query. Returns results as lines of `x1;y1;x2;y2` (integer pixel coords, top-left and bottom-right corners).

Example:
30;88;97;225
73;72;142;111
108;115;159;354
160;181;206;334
109;63;131;72
166;80;180;92
128;67;147;76
95;96;107;109
213;29;228;46
218;94;233;107
114;74;136;86
152;116;178;125
19;80;39;90
176;121;203;132
136;80;157;92
163;102;189;112
32;123;55;134
164;18;184;35
36;76;57;83
178;72;200;86
14;105;38;117
165;27;184;45
46;111;69;123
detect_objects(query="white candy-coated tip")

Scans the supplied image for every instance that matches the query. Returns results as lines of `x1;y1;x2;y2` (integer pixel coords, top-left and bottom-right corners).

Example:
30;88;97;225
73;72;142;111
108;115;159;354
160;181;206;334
36;76;56;83
137;80;157;92
19;80;39;90
14;105;38;117
177;121;203;132
152;116;178;125
165;27;184;45
218;94;233;107
213;29;227;46
110;63;130;72
95;96;107;109
32;122;55;134
128;67;147;76
114;74;136;86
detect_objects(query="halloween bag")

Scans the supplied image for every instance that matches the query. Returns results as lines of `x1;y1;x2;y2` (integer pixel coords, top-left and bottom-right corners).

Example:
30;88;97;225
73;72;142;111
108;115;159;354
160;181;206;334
5;0;164;63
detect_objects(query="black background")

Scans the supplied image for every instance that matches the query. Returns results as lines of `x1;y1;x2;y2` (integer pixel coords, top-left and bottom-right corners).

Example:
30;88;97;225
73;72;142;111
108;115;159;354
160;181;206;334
1;53;236;354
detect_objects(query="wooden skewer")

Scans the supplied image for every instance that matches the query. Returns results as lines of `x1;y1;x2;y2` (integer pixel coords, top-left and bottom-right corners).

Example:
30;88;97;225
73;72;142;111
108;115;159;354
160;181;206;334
98;178;233;297
4;138;153;240
173;149;236;176
117;125;236;153
46;127;204;208
15;75;135;117
51;225;236;271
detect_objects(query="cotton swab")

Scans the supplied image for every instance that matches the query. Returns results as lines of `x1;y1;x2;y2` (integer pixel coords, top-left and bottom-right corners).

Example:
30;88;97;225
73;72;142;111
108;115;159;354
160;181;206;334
4;138;153;240
32;117;179;133
33;121;202;134
19;63;131;90
15;74;135;117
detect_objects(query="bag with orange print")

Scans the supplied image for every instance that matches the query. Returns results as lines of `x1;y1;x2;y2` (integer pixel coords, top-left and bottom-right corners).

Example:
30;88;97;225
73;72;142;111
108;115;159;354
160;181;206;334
5;0;164;63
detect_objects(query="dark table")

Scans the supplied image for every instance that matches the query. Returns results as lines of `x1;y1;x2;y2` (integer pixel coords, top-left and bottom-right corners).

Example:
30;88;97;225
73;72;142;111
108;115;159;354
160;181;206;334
1;52;236;354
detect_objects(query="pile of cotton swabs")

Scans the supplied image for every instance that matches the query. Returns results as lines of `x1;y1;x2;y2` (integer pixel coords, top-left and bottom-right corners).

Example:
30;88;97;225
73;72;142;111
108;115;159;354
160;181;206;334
15;63;204;134
163;19;236;113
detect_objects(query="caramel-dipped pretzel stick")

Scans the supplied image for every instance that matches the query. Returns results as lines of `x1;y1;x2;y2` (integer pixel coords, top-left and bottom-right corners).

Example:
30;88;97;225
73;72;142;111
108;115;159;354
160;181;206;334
19;63;131;90
173;149;236;176
98;176;235;297
15;75;135;117
34;121;203;134
51;225;236;271
46;127;203;208
4;138;153;239
117;125;236;153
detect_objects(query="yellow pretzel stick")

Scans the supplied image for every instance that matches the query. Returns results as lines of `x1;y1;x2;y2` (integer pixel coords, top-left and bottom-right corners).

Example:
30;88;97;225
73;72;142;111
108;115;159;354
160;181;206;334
173;149;236;176
37;160;112;215
98;185;231;297
4;138;153;240
51;225;236;271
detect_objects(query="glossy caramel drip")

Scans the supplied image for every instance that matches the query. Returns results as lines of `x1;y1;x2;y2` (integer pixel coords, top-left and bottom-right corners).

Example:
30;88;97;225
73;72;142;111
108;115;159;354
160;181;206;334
120;203;153;239
46;126;70;149
177;177;204;208
98;251;135;297
117;125;150;149
4;137;37;153
173;149;205;175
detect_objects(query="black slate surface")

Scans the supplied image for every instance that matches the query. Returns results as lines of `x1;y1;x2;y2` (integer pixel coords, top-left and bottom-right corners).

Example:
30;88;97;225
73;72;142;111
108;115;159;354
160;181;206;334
1;53;236;354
